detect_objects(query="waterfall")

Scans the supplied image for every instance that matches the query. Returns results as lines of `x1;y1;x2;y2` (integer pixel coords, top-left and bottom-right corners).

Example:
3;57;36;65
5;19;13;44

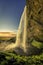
15;6;27;52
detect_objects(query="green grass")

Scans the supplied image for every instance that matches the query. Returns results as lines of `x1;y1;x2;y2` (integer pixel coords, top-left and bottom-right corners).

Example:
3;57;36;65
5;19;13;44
32;40;43;49
0;51;43;65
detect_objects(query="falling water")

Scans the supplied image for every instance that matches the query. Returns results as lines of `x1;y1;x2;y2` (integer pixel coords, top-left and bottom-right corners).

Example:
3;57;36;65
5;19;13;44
15;6;27;52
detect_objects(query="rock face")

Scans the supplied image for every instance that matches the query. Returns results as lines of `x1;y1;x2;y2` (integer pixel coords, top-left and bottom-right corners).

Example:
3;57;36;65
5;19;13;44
25;0;43;55
26;0;43;42
14;0;43;55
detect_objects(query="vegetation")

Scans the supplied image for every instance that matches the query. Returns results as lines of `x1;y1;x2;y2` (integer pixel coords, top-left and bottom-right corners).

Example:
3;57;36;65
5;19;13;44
0;52;43;65
32;40;43;49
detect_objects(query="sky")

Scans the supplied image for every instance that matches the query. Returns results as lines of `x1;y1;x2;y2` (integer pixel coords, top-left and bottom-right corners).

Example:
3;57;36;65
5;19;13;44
0;0;26;32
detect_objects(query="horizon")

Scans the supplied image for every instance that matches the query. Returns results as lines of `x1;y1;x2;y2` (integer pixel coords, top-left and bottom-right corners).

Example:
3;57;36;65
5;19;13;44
0;31;16;38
